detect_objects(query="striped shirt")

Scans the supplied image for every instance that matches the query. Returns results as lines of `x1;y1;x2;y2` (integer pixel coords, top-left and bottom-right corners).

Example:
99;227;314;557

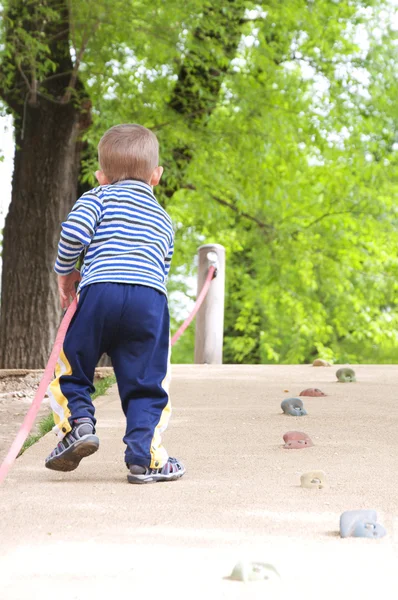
55;180;174;296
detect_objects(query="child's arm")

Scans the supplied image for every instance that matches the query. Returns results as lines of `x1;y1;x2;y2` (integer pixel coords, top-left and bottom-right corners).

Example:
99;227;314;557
55;192;102;307
164;238;174;280
57;270;81;310
55;192;102;275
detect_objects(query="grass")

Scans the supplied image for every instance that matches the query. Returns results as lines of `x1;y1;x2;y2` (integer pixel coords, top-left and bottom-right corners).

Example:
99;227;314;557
19;413;56;455
91;374;116;400
18;374;116;456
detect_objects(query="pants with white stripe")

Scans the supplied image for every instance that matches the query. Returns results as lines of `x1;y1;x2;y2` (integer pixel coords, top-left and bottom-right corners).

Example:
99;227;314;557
48;283;171;468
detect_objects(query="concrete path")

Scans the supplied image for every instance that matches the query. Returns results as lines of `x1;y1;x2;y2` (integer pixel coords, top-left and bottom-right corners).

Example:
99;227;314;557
0;365;397;600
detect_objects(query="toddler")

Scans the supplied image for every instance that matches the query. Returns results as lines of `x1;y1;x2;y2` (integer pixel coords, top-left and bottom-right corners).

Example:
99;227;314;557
45;124;185;484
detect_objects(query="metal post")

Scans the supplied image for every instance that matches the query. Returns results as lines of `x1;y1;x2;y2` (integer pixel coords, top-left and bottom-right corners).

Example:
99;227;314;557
194;244;225;364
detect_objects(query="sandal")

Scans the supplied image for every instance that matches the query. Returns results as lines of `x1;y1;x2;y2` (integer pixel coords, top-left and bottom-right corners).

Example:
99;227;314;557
45;418;99;472
127;457;185;484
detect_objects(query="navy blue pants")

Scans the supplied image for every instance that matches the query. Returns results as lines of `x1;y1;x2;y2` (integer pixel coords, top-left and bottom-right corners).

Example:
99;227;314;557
48;283;171;468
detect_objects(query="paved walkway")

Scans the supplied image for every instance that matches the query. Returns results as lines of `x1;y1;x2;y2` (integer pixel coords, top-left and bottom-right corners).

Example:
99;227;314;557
0;365;397;599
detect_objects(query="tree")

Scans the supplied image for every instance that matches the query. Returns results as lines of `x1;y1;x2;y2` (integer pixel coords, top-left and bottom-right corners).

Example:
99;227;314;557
164;0;398;364
1;0;396;368
0;0;91;367
0;0;247;367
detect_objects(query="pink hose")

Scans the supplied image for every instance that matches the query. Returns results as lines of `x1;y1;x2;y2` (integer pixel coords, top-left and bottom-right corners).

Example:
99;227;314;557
0;298;78;484
171;265;216;346
0;265;216;484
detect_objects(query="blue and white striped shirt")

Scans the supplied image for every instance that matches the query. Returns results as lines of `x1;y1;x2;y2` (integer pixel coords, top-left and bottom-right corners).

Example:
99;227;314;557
55;180;174;296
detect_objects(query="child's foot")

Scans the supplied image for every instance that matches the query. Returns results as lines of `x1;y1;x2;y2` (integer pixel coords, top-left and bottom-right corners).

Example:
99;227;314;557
127;457;185;484
45;418;99;472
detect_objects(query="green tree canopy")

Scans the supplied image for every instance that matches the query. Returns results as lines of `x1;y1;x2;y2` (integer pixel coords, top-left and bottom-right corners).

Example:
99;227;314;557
1;0;397;366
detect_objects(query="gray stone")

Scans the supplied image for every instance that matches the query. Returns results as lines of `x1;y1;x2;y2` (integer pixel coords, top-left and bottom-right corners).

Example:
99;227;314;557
281;398;307;416
340;510;386;538
352;521;386;539
336;367;356;382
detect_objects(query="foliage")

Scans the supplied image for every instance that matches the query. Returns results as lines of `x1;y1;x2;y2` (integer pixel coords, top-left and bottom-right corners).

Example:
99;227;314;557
18;412;55;455
166;0;398;364
1;0;398;364
92;374;116;399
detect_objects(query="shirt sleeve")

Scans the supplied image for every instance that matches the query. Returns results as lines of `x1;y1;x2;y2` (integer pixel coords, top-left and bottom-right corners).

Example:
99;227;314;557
54;193;103;276
164;237;174;280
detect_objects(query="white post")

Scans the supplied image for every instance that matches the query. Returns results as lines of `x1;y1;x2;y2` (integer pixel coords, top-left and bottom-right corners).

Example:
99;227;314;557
194;244;225;364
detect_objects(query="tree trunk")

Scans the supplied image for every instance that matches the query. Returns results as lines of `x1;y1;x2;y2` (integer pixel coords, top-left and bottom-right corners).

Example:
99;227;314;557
159;0;246;205
0;98;83;368
0;0;91;368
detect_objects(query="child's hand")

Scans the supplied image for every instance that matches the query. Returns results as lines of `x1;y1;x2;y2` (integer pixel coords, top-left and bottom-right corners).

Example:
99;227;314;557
58;270;82;310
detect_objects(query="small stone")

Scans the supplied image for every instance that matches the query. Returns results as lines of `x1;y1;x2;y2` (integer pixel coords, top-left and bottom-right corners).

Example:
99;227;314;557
313;359;331;367
281;398;307;416
283;431;311;442
229;561;280;582
283;431;313;449
283;439;312;449
352;521;386;539
300;470;326;489
300;388;326;397
340;510;386;539
336;367;356;382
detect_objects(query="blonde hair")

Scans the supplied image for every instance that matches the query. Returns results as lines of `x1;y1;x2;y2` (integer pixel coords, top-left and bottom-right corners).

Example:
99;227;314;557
98;124;159;183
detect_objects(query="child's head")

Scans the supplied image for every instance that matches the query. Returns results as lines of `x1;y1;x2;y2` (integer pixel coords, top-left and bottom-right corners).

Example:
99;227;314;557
96;124;163;186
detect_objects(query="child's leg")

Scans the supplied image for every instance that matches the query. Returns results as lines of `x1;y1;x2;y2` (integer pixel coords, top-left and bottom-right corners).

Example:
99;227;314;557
109;285;184;481
49;287;104;437
48;339;96;440
46;284;120;471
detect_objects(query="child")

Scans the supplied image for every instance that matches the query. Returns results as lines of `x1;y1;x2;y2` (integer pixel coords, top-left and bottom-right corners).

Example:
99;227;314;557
45;124;185;484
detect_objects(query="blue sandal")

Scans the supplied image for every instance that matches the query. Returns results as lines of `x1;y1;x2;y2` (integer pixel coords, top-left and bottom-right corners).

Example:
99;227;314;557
127;457;185;484
45;418;99;472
